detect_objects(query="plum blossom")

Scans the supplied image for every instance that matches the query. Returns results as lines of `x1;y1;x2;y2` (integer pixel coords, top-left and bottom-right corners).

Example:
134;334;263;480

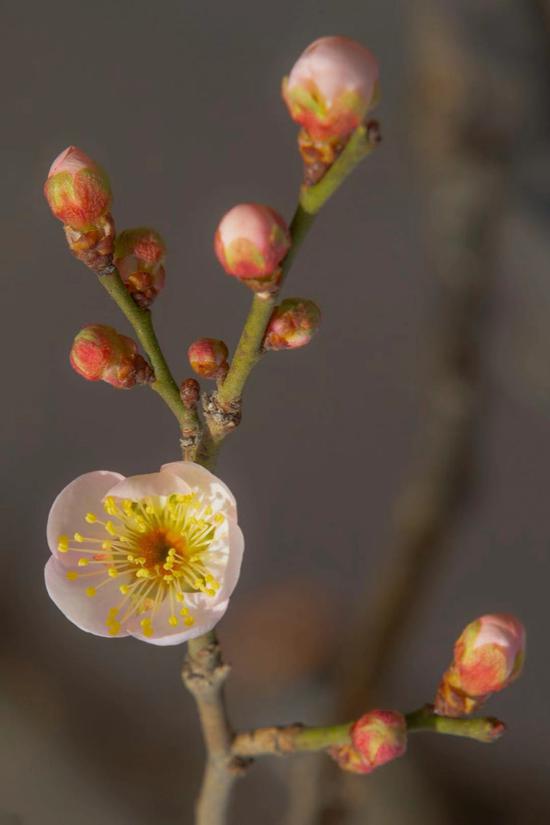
45;462;244;645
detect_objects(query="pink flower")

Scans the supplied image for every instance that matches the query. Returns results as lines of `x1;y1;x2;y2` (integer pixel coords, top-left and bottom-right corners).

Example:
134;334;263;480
331;710;407;774
282;36;379;142
70;324;153;389
44;146;112;230
45;462;244;645
263;298;321;350
114;228;166;308
214;204;290;280
435;614;526;716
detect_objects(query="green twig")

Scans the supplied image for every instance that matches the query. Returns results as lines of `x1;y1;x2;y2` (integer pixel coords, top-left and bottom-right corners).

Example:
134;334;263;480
99;269;200;440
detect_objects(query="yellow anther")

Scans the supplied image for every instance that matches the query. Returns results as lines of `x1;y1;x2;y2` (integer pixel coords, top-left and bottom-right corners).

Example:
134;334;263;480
163;575;174;583
206;588;216;597
136;557;146;565
119;584;129;595
184;616;195;627
107;607;119;618
85;512;97;523
175;593;184;603
102;541;112;550
179;607;189;616
136;569;150;578
66;571;78;581
78;558;89;567
126;554;135;562
213;513;224;524
57;535;69;553
108;621;121;636
108;568;118;578
103;497;117;515
168;615;178;627
105;521;117;536
74;532;84;543
85;586;97;597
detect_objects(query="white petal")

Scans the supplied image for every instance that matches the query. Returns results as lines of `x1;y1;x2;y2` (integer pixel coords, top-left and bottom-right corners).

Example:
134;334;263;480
47;471;124;560
212;518;244;602
44;557;129;638
128;599;230;646
107;471;191;500
161;461;237;518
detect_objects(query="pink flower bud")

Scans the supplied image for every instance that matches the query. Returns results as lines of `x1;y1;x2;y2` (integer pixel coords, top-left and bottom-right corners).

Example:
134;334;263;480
435;614;526;717
114;228;166;307
214;204;291;282
70;324;153;389
331;710;407;775
188;338;229;379
282;36;379;142
44;146;112;230
264;298;321;350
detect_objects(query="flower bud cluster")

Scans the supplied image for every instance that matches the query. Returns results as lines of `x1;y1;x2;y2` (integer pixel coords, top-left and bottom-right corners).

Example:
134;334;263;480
330;710;407;774
435;614;526;717
114;228;166;307
70;324;153;389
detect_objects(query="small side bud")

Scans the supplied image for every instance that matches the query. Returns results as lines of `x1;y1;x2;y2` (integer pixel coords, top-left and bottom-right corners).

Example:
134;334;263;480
188;338;229;380
214;204;291;290
435;614;526;717
70;324;154;389
330;710;407;775
180;378;201;409
44;146;112;230
263;298;321;350
114;228;166;307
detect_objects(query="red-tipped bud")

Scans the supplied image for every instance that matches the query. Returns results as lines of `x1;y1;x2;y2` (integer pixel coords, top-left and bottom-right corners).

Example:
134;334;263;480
70;324;153;389
330;710;407;775
180;378;201;409
44;146;112;230
114;228;166;307
214;204;291;286
264;298;321;350
435;614;526;717
282;37;379;143
188;338;229;379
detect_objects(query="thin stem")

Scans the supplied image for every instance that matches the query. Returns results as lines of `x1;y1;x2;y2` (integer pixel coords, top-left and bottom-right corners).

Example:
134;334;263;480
182;632;240;825
231;707;504;759
99;269;200;439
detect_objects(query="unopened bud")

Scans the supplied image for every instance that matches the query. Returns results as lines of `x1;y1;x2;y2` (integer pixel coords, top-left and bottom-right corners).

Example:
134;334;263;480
114;228;166;307
180;378;201;409
282;37;379;143
214;204;290;289
330;710;407;775
70;324;153;389
188;338;229;379
435;614;526;717
44;146;112;230
264;298;321;350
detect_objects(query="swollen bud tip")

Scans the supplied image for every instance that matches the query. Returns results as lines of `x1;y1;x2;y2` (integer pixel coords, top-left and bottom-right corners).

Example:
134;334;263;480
188;338;229;380
70;324;154;389
264;298;321;350
214;204;291;290
330;710;407;775
435;614;526;717
282;36;379;142
44;146;112;230
114;228;166;307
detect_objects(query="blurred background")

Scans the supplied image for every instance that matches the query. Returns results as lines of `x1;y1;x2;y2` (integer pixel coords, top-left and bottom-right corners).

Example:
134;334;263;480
2;1;550;823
